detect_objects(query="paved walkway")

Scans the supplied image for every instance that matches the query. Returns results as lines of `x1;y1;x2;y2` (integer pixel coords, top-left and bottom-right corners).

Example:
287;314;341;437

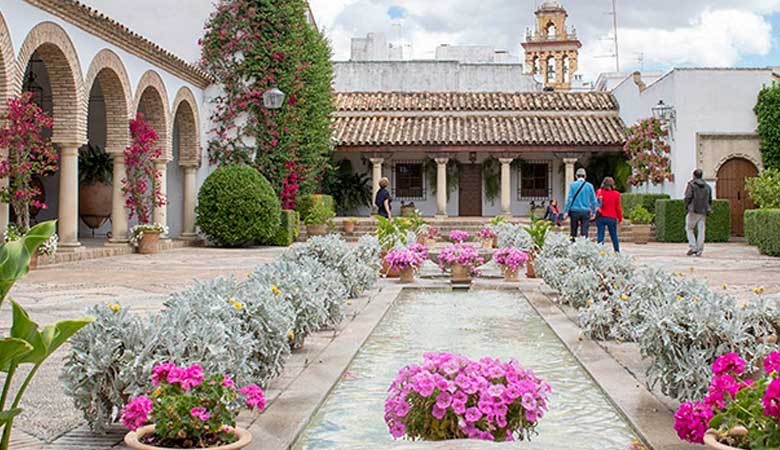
2;241;777;449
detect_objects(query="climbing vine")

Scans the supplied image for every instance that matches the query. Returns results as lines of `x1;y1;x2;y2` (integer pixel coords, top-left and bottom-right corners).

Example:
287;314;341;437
623;118;674;187
425;158;462;200
482;157;500;203
199;0;335;209
755;83;780;170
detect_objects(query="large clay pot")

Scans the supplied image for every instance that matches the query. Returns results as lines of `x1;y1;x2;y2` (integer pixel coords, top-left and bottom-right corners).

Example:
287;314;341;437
125;425;252;450
380;252;400;278
451;263;472;283
526;254;537;278
703;430;741;450
399;267;415;283
343;221;356;234
503;267;520;282
306;224;327;237
632;223;652;245
79;182;112;229
138;231;161;255
481;238;493;250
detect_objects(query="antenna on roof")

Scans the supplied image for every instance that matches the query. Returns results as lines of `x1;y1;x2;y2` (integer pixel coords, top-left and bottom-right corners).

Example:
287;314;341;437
608;0;619;72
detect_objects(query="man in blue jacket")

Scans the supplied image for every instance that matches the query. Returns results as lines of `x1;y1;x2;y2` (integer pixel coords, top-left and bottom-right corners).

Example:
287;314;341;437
563;168;598;239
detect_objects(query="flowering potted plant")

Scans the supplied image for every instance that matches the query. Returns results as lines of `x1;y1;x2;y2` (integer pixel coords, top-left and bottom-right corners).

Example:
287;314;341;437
493;248;529;282
384;245;427;283
522;218;552;278
418;226;439;246
130;224;169;255
673;352;780;449
123;114;167;254
449;230;470;244
385;352;551;442
342;218;358;234
437;243;484;283
122;363;265;450
476;227;496;250
304;202;335;237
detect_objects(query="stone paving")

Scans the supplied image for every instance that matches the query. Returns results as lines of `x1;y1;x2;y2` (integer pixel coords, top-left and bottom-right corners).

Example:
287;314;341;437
2;240;778;449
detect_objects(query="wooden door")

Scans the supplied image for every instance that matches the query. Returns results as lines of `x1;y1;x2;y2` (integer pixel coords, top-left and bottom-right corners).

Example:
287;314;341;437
716;158;758;236
459;164;483;217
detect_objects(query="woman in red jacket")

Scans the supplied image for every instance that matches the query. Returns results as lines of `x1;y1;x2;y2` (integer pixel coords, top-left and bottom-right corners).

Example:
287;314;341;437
596;177;623;252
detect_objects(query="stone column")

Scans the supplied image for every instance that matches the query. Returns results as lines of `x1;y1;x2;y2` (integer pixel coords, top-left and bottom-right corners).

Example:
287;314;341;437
153;160;168;236
369;157;384;213
181;165;198;239
108;156;129;243
563;157;578;202
499;158;514;216
435;157;449;217
58;143;81;250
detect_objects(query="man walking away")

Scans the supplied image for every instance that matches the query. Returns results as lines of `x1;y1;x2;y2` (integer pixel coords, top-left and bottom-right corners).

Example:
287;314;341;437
563;168;598;239
684;169;712;257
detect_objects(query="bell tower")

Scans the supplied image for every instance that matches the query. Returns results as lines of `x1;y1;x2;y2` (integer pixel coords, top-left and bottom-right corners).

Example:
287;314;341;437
522;0;581;91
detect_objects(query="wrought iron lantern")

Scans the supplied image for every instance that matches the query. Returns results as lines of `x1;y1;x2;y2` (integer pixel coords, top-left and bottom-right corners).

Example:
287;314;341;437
652;100;676;124
262;86;286;110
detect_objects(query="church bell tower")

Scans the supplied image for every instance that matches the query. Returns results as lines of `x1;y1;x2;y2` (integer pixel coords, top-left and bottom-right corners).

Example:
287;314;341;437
522;1;581;91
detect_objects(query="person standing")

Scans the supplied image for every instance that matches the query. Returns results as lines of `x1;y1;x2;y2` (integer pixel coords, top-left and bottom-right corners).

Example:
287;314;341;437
595;177;623;252
563;168;598;239
684;169;712;256
375;177;393;219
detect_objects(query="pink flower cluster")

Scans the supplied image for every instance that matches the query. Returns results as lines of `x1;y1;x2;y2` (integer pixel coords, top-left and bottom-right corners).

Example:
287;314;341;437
476;227;496;239
123;114;166;224
384;352;551;442
385;245;428;271
438;244;484;273
121;395;153;431
493;248;529;272
152;363;205;391
425;227;441;240
240;384;267;410
449;230;470;243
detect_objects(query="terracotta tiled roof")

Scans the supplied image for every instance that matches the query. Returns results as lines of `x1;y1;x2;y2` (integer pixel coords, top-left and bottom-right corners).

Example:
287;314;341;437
333;114;627;147
335;91;618;112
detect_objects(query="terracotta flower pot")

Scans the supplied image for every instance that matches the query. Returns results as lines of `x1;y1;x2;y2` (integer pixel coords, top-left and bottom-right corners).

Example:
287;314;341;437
380;253;400;278
503;267;520;282
124;425;252;450
451;263;472;283
703;430;741;450
306;224;327;237
631;223;652;245
343;221;355;234
481;238;493;250
138;231;161;255
417;235;428;247
492;236;498;249
399;267;415;283
526;254;537;278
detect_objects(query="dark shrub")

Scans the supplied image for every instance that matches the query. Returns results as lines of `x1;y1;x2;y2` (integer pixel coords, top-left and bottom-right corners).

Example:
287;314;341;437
655;199;730;243
269;210;300;246
745;209;780;256
196;165;281;247
296;194;335;220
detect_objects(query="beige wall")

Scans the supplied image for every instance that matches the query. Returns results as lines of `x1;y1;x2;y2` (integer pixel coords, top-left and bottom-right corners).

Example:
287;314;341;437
696;133;763;183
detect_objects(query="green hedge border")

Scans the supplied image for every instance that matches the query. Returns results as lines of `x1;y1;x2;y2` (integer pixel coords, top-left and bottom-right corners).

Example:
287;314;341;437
655;199;731;243
296;194;335;221
621;193;670;215
745;209;780;256
269;210;300;247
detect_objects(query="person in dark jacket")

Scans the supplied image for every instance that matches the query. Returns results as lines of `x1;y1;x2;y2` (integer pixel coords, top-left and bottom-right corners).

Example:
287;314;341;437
684;169;712;257
375;177;392;219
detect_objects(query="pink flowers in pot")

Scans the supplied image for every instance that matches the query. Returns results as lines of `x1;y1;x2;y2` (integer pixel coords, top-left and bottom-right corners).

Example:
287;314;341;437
426;227;441;240
384;352;551;442
476;227;496;240
493;248;529;272
120;363;265;447
438;243;484;274
673;351;780;446
449;230;470;243
385;244;428;272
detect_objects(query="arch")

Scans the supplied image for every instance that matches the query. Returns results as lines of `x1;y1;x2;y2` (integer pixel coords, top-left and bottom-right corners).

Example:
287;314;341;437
546;56;556;83
562;55;570;83
84;49;133;154
713;152;763;176
532;56;540;75
0;12;15;118
171;87;201;167
133;70;170;160
716;157;759;236
546;22;557;39
15;22;86;144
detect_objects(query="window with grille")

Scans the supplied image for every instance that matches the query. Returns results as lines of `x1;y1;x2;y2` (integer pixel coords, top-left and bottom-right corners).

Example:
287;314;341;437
519;162;551;199
394;162;425;200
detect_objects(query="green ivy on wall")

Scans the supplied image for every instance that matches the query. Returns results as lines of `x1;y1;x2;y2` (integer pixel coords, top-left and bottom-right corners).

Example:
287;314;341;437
482;157;500;203
425;158;461;200
755;83;780;170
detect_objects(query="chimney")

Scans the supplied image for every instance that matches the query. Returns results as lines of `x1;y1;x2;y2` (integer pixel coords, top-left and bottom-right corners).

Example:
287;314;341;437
632;71;647;93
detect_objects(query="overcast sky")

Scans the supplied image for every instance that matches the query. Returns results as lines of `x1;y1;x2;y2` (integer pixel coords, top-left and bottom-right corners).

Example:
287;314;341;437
82;0;780;79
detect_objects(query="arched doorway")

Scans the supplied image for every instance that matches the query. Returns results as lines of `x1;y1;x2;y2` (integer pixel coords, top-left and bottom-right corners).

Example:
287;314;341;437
716;157;758;236
170;88;200;238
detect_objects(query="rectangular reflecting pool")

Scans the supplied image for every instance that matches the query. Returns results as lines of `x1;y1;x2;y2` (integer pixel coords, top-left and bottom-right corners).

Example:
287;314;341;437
294;289;640;449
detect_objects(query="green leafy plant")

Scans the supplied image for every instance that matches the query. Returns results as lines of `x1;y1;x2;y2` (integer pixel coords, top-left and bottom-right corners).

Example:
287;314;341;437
489;215;508;226
78;143;113;185
304;201;335;226
482;157;500;202
375;216;415;251
745;209;780;256
425;158;461;199
0;221;93;449
196;165;282;247
621;193;670;215
586;153;631;192
628;206;654;225
746;168;780;209
523;218;553;254
322;160;371;215
655;199;731;243
755;83;780;170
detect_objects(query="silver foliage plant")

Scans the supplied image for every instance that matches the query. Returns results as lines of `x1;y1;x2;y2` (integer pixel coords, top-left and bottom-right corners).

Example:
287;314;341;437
493;223;532;250
61;233;381;432
536;236;780;402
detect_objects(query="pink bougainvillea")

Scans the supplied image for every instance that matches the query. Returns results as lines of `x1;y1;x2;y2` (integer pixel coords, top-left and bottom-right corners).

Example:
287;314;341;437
122;114;166;224
0;93;59;230
623;118;674;187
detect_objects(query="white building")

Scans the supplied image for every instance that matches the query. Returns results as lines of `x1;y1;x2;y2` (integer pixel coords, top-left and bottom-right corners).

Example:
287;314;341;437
610;68;779;235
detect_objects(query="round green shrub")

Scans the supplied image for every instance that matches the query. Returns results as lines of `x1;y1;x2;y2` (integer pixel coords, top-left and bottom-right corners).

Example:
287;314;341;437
196;165;281;247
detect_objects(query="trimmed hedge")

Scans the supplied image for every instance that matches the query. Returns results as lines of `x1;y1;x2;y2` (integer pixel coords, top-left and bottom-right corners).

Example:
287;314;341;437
196;165;281;247
745;209;780;256
296;194;335;221
655;199;731;243
621;193;670;215
270;210;300;246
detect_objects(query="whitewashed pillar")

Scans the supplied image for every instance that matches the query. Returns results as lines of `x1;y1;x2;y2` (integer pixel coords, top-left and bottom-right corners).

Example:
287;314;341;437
499;157;513;216
369;157;384;213
563;157;578;202
109;156;129;243
58;143;81;249
153;160;168;235
435;157;449;217
181;166;198;239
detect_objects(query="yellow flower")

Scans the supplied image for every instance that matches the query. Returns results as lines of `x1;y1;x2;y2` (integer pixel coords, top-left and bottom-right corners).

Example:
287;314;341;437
613;284;619;290
753;286;766;295
599;251;606;256
153;388;162;397
722;283;728;290
271;285;282;296
676;272;684;277
108;303;121;313
346;301;353;306
677;295;684;301
287;330;295;341
689;266;695;272
621;294;629;302
693;296;700;302
232;301;244;310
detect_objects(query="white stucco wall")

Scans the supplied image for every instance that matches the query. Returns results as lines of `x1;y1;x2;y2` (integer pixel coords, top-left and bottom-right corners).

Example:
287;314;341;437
612;68;774;199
